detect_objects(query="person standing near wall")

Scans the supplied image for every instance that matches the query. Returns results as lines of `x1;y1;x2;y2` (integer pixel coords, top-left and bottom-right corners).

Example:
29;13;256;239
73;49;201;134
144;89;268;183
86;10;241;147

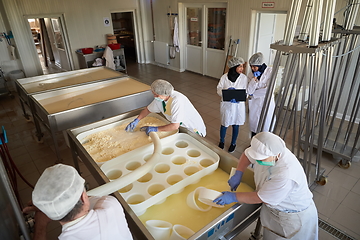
247;52;276;137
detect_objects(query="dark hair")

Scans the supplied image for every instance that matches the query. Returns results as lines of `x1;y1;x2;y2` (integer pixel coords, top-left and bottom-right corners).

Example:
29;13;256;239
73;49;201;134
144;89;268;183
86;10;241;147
59;199;84;222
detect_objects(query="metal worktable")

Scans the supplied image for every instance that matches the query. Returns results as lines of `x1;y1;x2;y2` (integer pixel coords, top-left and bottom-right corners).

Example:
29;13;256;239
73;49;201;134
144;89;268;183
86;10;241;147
29;77;153;162
14;67;124;121
66;109;261;240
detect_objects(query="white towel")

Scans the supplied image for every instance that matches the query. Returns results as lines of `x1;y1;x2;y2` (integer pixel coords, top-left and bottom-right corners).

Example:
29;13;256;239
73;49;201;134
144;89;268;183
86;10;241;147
102;46;115;70
173;17;180;52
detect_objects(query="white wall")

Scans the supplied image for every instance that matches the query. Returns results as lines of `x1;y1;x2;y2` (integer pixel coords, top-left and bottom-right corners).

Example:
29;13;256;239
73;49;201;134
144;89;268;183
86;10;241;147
0;0;359;78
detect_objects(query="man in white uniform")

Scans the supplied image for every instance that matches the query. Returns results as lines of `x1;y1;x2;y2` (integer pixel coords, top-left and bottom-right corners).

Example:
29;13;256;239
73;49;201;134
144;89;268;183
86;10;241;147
247;52;276;137
213;132;318;240
125;79;206;137
23;164;133;240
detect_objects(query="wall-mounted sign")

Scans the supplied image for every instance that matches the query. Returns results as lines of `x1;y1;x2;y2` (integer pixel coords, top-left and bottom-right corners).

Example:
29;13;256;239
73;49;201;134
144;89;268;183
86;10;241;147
190;17;198;22
104;17;110;27
262;2;275;8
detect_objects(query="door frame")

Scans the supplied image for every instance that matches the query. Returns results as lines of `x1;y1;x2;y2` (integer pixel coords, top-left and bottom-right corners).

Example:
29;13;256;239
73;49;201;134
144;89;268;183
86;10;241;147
179;2;229;75
111;9;144;63
249;10;287;66
24;14;74;72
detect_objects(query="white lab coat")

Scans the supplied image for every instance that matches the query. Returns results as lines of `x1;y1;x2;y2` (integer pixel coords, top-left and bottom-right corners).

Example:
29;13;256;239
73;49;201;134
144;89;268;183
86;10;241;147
217;73;248;127
59;196;133;240
247;67;276;133
244;148;319;240
147;90;206;136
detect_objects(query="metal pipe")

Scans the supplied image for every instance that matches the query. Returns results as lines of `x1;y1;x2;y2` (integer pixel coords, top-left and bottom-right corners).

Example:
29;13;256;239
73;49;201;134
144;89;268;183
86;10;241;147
325;36;351;143
332;35;359;150
0;158;31;240
257;51;282;133
322;0;336;42
298;0;314;41
309;0;324;47
284;0;303;45
344;0;360;30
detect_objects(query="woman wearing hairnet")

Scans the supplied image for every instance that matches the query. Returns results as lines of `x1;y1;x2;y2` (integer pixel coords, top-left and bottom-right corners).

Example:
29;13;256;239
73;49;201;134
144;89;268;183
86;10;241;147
213;132;319;240
216;57;248;153
247;52;276;137
125;79;206;137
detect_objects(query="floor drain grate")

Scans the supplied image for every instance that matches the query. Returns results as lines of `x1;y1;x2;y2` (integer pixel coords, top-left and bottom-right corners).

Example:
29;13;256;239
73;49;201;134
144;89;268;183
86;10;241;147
318;218;356;240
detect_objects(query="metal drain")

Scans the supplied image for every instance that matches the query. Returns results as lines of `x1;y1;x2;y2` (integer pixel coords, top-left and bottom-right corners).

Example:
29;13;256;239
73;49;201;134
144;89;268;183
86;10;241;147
318;218;356;240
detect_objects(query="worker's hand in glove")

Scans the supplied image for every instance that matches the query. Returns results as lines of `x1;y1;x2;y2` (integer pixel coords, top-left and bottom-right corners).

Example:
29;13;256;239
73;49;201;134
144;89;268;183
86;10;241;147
213;192;238;206
140;126;158;135
228;170;243;191
230;98;237;103
253;71;261;77
228;87;235;90
125;118;140;132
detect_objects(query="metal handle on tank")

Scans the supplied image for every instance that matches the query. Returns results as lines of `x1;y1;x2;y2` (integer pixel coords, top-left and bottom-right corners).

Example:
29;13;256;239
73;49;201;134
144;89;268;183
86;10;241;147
87;132;161;197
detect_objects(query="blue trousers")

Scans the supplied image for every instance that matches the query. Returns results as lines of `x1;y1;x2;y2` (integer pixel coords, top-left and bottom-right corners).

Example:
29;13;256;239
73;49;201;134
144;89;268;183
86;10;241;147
220;125;239;145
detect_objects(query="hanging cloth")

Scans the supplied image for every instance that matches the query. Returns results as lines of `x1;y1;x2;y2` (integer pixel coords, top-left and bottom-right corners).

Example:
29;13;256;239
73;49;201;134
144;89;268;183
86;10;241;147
173;17;180;52
102;46;115;70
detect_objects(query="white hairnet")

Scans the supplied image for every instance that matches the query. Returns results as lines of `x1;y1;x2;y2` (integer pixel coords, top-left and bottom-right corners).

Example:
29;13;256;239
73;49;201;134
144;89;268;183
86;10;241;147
249;52;264;66
228;57;245;68
151;79;174;96
32;164;85;220
247;132;286;160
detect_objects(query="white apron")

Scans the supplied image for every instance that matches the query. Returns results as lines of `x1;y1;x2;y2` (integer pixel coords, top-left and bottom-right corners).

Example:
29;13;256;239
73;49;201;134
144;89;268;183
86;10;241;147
261;201;318;240
253;164;318;240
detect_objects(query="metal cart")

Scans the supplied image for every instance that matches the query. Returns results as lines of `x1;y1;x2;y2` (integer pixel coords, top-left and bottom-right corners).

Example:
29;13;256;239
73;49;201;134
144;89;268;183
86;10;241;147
67;109;262;240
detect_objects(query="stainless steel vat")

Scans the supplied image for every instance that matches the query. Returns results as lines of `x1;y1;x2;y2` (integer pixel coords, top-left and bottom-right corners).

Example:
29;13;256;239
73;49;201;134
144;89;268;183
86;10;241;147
29;77;153;162
66;109;261;240
14;67;125;120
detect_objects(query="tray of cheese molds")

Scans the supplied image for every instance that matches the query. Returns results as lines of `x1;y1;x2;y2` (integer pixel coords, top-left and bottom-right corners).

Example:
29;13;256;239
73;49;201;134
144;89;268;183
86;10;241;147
100;133;220;216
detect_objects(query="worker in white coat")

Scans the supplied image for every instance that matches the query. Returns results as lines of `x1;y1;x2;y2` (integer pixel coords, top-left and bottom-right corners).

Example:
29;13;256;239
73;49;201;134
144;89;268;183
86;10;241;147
125;79;206;137
247;52;276;137
213;132;319;240
23;164;133;240
217;57;248;153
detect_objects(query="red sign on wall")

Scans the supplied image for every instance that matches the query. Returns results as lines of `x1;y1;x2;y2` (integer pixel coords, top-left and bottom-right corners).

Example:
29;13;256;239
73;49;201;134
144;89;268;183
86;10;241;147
262;2;275;8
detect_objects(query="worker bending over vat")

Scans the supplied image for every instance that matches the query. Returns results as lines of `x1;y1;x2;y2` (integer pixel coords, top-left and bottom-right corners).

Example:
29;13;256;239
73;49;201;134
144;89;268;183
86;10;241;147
125;79;206;137
23;164;133;240
214;132;319;240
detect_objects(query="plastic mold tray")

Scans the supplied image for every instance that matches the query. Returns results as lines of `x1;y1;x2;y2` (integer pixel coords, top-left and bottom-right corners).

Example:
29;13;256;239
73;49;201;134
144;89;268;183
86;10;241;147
100;133;220;216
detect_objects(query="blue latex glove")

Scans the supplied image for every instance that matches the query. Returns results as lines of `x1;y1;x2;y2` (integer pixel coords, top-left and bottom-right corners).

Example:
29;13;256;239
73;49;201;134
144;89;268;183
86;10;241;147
253;71;261;77
230;98;237;103
140;126;158;135
228;87;235;90
213;192;238;206
228;170;243;191
125;118;140;132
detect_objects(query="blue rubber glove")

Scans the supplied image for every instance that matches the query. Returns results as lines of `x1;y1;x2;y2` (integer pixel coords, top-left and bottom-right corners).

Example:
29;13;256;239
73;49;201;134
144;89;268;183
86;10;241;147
253;71;261;77
228;87;235;90
125;118;140;132
213;192;238;206
230;98;237;103
228;170;243;191
140;126;158;135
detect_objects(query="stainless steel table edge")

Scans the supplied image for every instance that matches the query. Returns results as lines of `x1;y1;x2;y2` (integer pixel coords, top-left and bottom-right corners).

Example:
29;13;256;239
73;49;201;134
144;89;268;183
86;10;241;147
66;110;261;240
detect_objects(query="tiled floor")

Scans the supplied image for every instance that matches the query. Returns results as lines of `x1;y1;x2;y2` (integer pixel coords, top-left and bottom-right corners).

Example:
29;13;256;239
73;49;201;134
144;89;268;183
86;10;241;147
1;60;360;239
